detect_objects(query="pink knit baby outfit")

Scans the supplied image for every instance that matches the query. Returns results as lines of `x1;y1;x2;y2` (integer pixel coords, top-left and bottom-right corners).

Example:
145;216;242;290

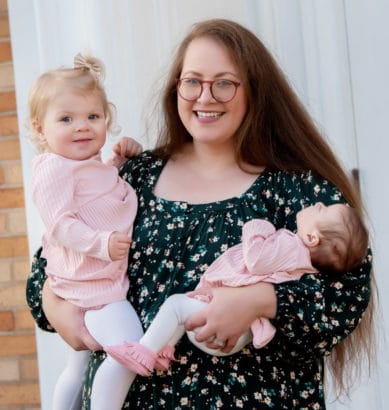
189;219;318;348
31;153;137;308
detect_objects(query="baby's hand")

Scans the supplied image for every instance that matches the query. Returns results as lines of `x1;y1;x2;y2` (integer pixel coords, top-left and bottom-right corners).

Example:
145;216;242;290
108;232;132;260
113;136;143;158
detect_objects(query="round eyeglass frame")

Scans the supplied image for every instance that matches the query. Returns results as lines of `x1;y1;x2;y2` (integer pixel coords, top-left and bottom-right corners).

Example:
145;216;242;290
176;78;241;103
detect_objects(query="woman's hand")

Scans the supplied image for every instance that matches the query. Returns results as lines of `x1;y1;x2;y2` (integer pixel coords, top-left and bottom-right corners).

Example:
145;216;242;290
185;283;277;353
42;281;102;351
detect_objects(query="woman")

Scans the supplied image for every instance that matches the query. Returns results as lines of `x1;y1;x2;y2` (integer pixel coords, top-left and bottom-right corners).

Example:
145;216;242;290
27;19;375;409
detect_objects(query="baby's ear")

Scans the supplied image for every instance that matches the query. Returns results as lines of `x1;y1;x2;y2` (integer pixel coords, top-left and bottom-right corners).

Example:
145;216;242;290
303;231;320;248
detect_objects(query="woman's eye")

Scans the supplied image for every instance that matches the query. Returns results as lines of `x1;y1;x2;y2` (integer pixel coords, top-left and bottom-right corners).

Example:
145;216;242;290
184;78;200;86
216;79;233;88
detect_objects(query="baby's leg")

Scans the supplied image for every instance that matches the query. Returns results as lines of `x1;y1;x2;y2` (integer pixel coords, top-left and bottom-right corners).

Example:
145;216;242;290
104;294;205;374
84;300;144;410
140;294;206;351
142;294;252;356
52;348;90;410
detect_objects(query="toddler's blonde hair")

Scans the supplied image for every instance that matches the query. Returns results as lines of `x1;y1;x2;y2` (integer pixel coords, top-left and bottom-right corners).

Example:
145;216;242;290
28;53;116;153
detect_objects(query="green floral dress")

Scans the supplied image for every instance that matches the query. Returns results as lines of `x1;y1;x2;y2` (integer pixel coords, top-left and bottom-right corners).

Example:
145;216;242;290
26;151;371;409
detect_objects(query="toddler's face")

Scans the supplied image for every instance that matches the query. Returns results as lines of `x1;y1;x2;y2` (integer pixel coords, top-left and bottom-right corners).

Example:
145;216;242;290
37;89;107;160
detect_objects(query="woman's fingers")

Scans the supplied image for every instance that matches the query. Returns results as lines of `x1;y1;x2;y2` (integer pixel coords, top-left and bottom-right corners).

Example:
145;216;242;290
42;282;101;351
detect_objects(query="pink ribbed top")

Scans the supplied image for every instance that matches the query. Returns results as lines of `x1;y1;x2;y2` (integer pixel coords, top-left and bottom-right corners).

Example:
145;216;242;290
31;153;137;308
196;218;317;290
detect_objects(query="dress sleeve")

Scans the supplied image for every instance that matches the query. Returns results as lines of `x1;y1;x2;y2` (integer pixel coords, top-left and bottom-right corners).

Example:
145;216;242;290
272;256;371;359
269;170;372;361
118;150;158;194
26;247;55;332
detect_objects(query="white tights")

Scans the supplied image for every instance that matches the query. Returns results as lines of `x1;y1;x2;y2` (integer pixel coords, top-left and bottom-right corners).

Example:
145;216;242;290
141;294;252;356
53;300;143;410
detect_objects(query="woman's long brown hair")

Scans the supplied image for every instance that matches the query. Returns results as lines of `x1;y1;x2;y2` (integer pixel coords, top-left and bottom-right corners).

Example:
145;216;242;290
153;18;376;396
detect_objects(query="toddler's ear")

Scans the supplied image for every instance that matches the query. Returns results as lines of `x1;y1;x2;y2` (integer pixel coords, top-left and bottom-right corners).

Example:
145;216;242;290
32;120;44;139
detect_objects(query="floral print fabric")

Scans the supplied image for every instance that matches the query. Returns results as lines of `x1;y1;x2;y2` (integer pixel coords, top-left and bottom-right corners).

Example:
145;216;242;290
26;151;371;409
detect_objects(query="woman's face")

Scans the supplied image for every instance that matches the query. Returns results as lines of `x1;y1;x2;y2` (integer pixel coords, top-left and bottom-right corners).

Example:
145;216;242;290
177;37;247;148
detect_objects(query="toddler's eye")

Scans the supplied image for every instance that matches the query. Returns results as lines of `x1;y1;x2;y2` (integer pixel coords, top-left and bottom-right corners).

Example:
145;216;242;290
61;116;72;123
88;114;99;120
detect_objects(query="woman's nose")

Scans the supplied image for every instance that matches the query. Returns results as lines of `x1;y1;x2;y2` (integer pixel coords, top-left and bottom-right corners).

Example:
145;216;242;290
197;84;216;103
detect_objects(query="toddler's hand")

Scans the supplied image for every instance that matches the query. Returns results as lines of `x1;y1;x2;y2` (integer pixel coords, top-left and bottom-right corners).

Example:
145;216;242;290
113;136;143;158
108;232;132;260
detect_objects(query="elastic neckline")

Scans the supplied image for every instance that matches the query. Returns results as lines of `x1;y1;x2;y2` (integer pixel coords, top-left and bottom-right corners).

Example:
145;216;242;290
142;159;270;213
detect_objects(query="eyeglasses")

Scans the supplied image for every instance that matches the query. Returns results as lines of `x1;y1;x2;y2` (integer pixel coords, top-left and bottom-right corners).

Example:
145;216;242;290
176;78;241;103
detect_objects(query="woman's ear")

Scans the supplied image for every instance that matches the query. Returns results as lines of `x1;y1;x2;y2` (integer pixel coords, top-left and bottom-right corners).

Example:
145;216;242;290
303;231;320;248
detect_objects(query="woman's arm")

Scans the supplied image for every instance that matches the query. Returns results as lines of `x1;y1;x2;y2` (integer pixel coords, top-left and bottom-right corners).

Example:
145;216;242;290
42;282;101;351
186;259;370;357
26;248;101;351
271;256;371;360
185;282;277;352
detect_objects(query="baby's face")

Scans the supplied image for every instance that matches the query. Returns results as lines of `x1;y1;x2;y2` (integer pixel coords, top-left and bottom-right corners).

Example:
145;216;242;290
296;203;346;236
37;89;107;160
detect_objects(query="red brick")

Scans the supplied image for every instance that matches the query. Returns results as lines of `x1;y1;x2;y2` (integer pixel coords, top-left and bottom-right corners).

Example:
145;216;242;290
0;15;9;38
0;0;8;13
0;91;16;111
15;310;35;331
0;359;19;382
0;114;18;135
0;188;25;208
0;236;29;257
20;358;39;380
0;383;40;405
0;310;14;330
0;138;21;160
0;283;27;307
12;259;30;281
2;162;24;185
0;41;11;62
0;334;36;356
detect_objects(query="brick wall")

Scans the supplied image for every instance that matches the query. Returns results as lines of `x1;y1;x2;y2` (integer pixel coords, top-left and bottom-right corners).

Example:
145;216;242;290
0;0;41;408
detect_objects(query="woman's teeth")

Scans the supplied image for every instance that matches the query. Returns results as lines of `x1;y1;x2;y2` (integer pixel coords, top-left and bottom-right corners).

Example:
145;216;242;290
197;111;223;118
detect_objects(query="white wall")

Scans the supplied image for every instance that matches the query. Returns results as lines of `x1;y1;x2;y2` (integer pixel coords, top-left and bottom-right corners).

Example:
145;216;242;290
8;0;388;408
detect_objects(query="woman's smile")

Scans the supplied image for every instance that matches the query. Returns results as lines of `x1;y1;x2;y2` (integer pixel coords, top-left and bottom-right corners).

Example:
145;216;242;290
195;110;224;121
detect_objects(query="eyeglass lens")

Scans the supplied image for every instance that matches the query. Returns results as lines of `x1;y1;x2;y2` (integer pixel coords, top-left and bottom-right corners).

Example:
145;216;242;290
178;79;238;102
